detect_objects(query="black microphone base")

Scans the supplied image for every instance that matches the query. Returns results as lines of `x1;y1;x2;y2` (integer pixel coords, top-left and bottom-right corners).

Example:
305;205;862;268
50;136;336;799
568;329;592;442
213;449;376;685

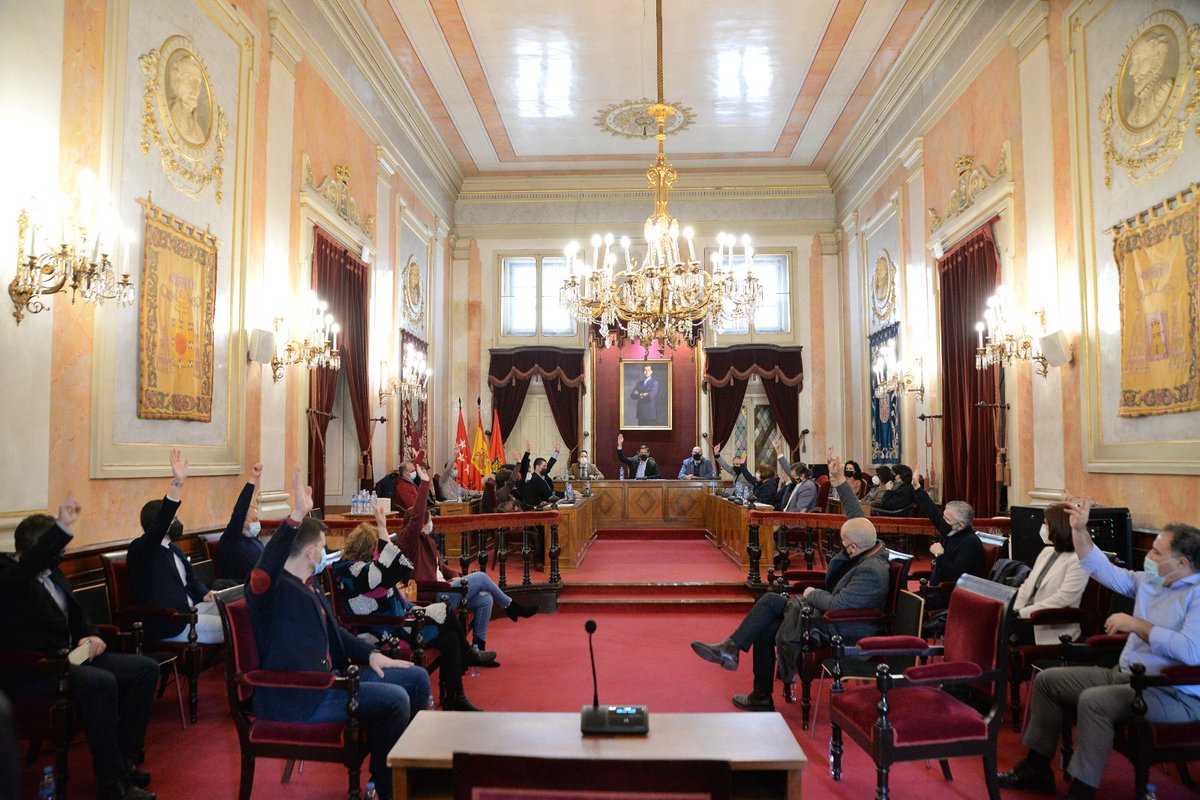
580;704;649;735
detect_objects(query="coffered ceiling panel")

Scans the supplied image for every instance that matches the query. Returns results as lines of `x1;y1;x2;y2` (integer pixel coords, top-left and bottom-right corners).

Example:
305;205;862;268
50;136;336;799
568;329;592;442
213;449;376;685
372;0;932;176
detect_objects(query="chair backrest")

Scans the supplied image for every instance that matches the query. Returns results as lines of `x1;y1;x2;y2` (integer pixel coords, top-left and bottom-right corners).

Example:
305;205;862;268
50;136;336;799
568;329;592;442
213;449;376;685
943;574;1017;693
451;753;731;800
883;557;912;623
482;480;497;513
432;473;444;502
815;476;831;512
201;534;222;579
894;590;925;638
981;541;1004;577
99;551;131;621
214;595;258;706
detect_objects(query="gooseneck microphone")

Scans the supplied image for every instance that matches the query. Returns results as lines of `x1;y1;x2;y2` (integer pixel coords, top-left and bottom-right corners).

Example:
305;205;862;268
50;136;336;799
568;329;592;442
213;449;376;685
579;619;648;735
585;619;599;709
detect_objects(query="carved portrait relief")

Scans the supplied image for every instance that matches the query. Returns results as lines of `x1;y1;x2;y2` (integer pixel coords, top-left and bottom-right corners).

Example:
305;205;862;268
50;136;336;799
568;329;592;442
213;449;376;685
162;49;213;147
871;249;898;324
402;255;424;326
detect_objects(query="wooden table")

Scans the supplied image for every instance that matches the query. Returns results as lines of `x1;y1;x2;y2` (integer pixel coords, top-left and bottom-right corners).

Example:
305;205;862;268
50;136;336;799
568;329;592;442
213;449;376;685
388;711;807;799
554;478;726;527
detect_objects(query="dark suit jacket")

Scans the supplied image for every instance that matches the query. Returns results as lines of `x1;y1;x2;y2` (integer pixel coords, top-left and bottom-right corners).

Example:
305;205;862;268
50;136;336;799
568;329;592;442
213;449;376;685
914;488;986;593
246;517;377;721
875;480;916;512
616;448;660;478
0;524;97;664
517;451;559;505
631;376;661;424
753;476;780;506
127;496;208;639
217;482;263;582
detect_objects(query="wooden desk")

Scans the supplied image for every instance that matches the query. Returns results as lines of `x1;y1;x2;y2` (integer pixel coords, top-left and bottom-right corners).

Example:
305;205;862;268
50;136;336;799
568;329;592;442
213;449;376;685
556;479;725;527
388;711;807;799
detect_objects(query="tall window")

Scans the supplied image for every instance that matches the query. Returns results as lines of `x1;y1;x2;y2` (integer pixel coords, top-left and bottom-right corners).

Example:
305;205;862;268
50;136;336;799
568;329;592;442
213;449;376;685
719;251;790;335
500;255;577;337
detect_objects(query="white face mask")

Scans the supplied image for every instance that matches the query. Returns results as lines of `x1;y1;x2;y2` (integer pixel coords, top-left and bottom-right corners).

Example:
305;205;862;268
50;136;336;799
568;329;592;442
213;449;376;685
1038;523;1051;545
422;519;433;535
246;521;261;537
579;457;588;465
871;475;881;486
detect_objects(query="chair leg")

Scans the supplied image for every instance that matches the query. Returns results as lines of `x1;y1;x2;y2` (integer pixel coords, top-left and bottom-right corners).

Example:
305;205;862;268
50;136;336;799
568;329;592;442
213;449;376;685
982;753;1001;800
829;724;843;780
281;758;295;784
875;763;890;800
1178;761;1195;789
185;647;200;723
1133;759;1150;800
347;757;362;800
939;759;952;781
239;754;255;800
809;673;826;739
1009;676;1022;732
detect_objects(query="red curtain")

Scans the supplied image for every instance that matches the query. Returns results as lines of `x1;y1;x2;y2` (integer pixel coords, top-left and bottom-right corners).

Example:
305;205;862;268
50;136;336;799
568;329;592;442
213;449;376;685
488;347;586;454
308;227;371;512
703;346;804;459
938;222;1000;517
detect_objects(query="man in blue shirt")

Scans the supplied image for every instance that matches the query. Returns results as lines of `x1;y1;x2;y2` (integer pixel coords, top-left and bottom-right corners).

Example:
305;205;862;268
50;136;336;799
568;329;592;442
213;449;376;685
998;499;1200;799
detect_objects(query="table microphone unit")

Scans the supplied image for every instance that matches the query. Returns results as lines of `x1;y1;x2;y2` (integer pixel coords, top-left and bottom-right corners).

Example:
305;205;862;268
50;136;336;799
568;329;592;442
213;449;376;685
580;619;648;735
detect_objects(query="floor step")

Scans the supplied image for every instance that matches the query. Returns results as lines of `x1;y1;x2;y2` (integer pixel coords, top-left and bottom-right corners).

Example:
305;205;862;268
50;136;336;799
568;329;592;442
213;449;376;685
594;527;709;540
561;581;749;600
556;596;754;613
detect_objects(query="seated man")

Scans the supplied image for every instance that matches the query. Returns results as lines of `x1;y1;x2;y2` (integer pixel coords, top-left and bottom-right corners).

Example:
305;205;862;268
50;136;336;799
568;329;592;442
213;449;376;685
519;440;559;506
775;452;818;512
616;433;660;479
396;464;538;654
391;460;420;512
0;497;158;800
713;443;755;489
998;503;1200;800
912;465;985;610
678;444;716;479
247;467;430;800
216;462;264;584
690;453;890;711
567;449;604;480
127;450;223;643
874;463;916;512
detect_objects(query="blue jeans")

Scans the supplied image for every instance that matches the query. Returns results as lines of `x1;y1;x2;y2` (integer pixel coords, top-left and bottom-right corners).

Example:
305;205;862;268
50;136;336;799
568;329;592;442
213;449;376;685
309;665;430;797
444;571;512;645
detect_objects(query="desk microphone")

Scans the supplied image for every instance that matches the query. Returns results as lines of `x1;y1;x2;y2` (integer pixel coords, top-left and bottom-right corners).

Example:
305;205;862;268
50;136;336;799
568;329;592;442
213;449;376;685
580;619;649;735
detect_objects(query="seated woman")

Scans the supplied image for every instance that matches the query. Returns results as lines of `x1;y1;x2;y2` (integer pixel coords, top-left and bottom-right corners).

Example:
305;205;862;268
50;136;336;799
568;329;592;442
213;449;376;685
334;505;493;711
752;464;780;507
863;466;894;505
843;460;868;499
1012;501;1089;644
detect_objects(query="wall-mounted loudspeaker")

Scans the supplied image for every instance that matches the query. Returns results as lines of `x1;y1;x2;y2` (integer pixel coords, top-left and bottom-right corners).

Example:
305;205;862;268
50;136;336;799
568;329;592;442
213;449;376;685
1038;329;1073;367
247;328;276;364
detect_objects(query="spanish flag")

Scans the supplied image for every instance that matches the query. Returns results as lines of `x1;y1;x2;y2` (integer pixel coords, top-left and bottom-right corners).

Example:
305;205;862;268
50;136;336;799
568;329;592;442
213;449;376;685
469;404;488;489
488;406;505;474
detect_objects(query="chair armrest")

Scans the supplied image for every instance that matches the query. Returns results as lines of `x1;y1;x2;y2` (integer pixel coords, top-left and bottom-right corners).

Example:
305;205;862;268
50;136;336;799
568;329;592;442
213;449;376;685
241;669;336;690
781;569;825;583
125;603;194;621
908;569;933;581
1162;665;1200;682
0;649;68;672
1084;633;1129;649
1027;607;1085;626
903;660;983;685
1130;663;1200;688
853;635;937;656
824;608;884;622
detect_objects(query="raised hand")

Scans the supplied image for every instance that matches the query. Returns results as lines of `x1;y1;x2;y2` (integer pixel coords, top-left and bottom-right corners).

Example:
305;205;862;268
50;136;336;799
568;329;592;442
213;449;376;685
57;494;82;528
249;462;264;483
416;463;430;483
290;466;313;520
169;448;189;482
713;442;722;456
553;442;560;454
524;439;532;453
827;448;845;486
617;433;624;447
372;501;389;536
1066;496;1093;534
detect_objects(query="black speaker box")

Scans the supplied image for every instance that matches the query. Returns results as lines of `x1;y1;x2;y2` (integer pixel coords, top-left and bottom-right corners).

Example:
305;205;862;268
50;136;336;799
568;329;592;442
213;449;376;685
1009;505;1133;568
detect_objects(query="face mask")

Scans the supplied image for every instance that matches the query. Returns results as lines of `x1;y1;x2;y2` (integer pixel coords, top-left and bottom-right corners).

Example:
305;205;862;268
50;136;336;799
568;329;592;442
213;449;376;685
311;550;330;576
450;468;458;478
693;453;703;462
1143;555;1178;585
167;520;184;541
408;471;418;481
246;521;261;537
422;520;433;535
871;475;881;486
639;454;648;461
844;469;855;477
1038;523;1051;545
579;457;588;465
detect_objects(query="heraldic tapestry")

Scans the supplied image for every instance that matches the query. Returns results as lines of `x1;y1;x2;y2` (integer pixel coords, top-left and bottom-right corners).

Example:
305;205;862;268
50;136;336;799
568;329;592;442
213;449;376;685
137;197;218;421
1113;192;1199;417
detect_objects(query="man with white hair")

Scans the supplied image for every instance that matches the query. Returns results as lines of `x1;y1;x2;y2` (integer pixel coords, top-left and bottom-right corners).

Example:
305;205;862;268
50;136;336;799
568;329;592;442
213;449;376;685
913;465;986;609
690;451;891;711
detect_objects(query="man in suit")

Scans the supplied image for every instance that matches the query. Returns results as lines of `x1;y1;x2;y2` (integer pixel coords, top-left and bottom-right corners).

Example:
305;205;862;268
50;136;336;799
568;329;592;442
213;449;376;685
678;445;717;479
773;440;818;512
616;433;660;479
518;440;559;506
630;363;661;425
0;497;159;800
713;443;755;489
912;465;985;610
216;462;264;584
127;449;223;643
248;467;429;800
691;452;890;710
874;463;916;512
567;449;604;480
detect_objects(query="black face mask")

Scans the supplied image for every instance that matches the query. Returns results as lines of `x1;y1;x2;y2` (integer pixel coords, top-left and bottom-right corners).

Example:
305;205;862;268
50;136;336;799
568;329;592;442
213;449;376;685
693;454;702;462
844;469;855;477
639;454;648;461
167;520;184;541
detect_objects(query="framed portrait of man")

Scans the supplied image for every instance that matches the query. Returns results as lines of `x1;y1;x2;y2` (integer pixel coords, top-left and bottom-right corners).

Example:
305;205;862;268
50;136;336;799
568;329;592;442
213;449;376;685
620;359;672;430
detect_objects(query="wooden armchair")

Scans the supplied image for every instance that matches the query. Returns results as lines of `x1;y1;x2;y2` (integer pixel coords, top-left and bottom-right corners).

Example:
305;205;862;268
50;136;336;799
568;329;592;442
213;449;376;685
213;590;367;800
1120;663;1200;797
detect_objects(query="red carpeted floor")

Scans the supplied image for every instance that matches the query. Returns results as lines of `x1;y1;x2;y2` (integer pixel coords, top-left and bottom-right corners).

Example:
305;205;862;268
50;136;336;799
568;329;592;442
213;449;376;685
18;531;1197;799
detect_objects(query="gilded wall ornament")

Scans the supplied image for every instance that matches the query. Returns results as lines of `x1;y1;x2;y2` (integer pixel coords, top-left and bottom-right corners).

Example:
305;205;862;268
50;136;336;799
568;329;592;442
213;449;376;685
301;153;376;240
871;249;898;324
402;255;424;325
139;36;230;202
927;141;1011;231
1097;11;1199;188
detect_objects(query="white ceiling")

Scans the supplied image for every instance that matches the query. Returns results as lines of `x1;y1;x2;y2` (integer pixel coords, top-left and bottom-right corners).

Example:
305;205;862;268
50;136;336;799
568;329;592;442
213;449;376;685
371;0;933;176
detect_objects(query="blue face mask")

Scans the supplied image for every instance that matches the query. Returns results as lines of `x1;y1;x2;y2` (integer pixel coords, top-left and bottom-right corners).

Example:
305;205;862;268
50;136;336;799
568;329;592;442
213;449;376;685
1143;555;1177;585
312;550;334;576
451;468;458;478
246;521;261;537
408;471;418;481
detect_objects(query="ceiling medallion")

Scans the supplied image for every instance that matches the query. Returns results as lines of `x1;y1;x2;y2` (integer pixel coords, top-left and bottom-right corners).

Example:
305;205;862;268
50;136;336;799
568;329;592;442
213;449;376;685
595;98;695;139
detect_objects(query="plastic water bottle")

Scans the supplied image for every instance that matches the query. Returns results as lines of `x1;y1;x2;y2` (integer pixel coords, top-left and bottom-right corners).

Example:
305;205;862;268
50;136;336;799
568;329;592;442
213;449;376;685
564;477;574;502
38;766;55;799
619;465;625;481
1144;783;1157;800
363;781;378;800
584;478;591;496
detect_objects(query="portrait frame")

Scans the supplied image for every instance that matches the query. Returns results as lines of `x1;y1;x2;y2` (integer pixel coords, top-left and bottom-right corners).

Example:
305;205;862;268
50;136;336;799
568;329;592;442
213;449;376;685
156;37;215;150
619;359;672;430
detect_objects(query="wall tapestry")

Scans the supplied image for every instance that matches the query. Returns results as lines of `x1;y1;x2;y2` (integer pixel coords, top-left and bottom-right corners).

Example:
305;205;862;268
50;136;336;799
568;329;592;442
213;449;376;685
1113;190;1199;416
136;196;217;421
400;329;429;463
870;323;901;464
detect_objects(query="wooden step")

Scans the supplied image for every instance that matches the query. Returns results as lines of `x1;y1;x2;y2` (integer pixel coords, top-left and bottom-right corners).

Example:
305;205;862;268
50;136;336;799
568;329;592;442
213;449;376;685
560;581;749;599
593;527;710;540
556;596;754;613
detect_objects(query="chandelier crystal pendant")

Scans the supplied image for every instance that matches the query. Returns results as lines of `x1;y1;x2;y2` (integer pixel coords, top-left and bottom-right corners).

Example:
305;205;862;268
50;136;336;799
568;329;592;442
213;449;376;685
873;337;925;403
270;291;341;382
379;343;432;406
973;286;1049;377
559;0;761;348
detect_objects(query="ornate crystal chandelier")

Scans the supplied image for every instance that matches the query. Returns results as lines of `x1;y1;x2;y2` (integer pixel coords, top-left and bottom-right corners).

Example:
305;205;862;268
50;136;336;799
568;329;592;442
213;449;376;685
974;286;1049;377
379;343;431;405
270;291;341;382
873;338;925;402
559;0;761;348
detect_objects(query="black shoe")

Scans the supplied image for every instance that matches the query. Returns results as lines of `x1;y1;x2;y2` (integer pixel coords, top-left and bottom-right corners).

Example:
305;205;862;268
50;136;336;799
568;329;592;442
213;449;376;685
126;768;151;788
465;648;498;666
442;692;484;711
996;758;1056;793
690;639;740;671
731;691;775;712
505;600;538;621
97;780;157;800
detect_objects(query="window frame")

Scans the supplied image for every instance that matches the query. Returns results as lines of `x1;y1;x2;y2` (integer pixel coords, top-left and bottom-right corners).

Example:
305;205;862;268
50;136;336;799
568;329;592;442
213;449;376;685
496;250;584;345
703;246;797;345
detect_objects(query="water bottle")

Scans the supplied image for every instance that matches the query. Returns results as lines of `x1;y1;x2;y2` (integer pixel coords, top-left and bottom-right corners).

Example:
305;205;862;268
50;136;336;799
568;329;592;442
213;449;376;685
363;781;378;800
584;478;591;496
38;766;55;799
564;477;574;502
619;465;625;481
1144;783;1157;800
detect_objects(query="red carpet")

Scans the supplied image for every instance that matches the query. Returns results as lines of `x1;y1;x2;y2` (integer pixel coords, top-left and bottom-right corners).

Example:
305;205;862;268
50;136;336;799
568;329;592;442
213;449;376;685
18;532;1197;798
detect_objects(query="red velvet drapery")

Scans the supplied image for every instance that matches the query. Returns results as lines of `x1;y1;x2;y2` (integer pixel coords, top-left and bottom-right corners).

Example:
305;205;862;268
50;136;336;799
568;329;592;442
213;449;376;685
938;222;1000;517
308;227;371;512
487;347;586;458
703;346;804;460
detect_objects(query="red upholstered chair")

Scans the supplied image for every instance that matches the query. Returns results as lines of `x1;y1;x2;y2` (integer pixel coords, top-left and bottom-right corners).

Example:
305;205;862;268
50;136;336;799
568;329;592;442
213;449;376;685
202;533;222;580
432;473;446;502
1119;663;1200;796
213;587;366;800
451;753;731;800
828;574;1018;800
814;475;831;512
100;551;216;723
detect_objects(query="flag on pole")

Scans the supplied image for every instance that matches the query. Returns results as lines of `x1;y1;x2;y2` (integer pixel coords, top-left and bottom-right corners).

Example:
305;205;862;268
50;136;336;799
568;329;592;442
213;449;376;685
469;401;488;489
487;406;505;475
454;401;472;487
